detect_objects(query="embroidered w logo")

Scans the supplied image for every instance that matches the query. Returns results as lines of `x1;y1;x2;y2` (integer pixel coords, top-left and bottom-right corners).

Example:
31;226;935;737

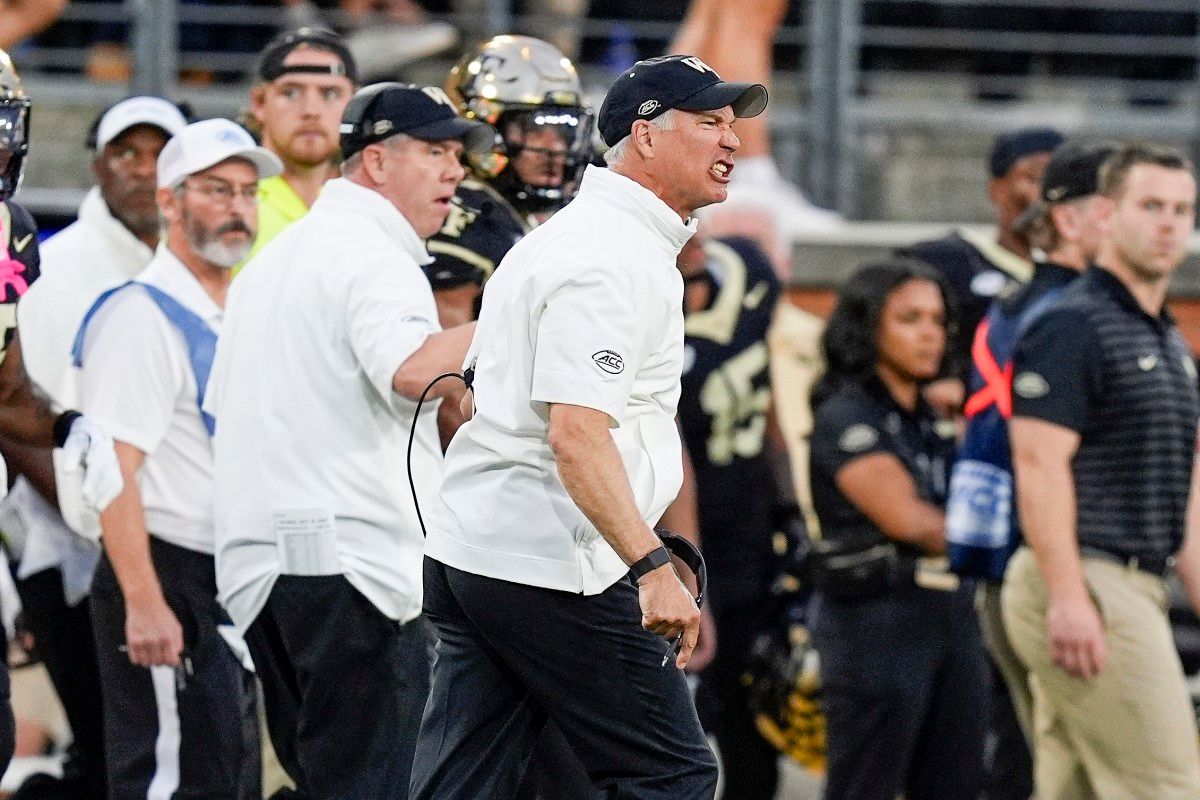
421;87;454;107
680;57;717;76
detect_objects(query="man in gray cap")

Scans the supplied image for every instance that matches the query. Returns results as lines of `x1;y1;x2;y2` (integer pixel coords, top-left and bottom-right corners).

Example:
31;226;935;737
410;55;766;800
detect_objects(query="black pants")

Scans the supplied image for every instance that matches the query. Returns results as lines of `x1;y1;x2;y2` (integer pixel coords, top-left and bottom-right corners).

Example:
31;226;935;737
705;596;780;800
514;722;598;800
411;558;718;800
812;583;989;800
984;658;1033;800
90;538;258;800
0;649;11;777
244;574;431;800
17;567;107;797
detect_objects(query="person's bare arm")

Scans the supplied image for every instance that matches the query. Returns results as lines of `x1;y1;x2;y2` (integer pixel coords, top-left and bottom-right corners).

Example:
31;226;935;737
392;322;477;401
0;435;54;505
655;434;716;671
764;406;797;507
0;0;68;50
1010;415;1105;680
549;403;700;668
0;333;61;448
1174;438;1200;616
835;453;946;554
656;431;700;548
99;441;183;669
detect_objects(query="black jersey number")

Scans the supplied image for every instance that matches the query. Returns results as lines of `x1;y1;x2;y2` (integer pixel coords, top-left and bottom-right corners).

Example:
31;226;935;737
700;341;771;466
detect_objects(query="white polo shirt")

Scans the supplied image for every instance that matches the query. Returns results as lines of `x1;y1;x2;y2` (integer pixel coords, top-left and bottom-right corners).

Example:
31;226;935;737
21;186;154;403
208;177;442;635
425;165;694;594
77;246;222;555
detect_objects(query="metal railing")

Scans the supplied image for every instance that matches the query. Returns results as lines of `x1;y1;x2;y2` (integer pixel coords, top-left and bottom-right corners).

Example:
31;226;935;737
18;1;1200;222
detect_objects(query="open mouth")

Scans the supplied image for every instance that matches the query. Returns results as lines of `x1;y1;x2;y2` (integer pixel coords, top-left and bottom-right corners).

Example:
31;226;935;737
710;160;733;183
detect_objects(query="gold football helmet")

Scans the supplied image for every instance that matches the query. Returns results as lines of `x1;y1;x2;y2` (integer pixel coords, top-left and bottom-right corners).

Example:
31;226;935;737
0;50;30;201
447;35;593;214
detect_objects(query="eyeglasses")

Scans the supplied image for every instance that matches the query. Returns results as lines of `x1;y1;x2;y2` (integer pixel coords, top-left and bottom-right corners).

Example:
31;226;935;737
182;177;258;207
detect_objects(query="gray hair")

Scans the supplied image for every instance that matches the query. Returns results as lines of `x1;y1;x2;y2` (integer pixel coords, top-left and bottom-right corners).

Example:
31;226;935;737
602;108;679;166
343;132;412;175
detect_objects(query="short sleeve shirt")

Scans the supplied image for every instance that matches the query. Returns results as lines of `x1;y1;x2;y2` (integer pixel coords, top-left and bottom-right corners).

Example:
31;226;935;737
209;178;442;633
809;379;956;546
78;247;221;554
1011;265;1199;562
425;165;695;595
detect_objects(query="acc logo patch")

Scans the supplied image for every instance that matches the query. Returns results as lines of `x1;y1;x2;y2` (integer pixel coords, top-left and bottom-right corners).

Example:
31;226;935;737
839;424;879;454
1013;371;1050;399
638;99;660;116
592;350;625;375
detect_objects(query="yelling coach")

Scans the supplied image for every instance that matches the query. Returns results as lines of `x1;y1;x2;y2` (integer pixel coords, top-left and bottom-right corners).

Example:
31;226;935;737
411;55;767;800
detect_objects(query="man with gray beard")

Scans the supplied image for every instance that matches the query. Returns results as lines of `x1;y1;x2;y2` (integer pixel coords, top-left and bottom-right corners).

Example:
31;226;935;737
73;118;280;800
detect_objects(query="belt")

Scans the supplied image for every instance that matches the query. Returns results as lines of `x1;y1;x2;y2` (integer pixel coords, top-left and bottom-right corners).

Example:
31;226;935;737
1078;546;1174;577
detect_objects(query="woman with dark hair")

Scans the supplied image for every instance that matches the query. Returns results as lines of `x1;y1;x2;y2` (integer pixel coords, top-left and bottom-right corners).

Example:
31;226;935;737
807;259;988;800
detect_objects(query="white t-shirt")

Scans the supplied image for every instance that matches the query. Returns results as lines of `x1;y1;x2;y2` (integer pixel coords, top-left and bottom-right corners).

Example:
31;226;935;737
77;246;222;555
208;177;442;634
425;165;694;594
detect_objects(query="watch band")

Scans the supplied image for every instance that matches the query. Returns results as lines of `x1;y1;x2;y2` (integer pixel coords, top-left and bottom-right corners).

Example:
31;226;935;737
629;546;671;581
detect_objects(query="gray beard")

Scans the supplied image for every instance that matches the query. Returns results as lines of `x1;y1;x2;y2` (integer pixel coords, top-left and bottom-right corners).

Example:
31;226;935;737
192;235;251;269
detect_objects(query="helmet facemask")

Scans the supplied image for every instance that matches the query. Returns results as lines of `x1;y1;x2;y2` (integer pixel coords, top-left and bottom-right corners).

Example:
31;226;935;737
0;93;29;202
478;105;593;215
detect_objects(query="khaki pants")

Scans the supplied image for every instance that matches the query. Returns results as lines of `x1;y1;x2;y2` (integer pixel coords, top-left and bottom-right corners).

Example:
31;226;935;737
977;580;1034;740
1002;547;1200;800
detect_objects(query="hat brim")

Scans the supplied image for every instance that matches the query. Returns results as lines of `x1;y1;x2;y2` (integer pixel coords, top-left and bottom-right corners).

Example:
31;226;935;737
187;146;282;186
408;116;496;153
676;82;768;119
235;147;284;180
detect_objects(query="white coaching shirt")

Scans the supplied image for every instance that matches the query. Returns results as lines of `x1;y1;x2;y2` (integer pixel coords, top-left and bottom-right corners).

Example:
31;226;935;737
426;165;694;594
208;177;442;635
77;246;222;554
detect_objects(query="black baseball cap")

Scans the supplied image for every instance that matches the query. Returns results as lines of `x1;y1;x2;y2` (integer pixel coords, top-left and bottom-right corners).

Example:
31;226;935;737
339;82;495;161
257;26;357;84
1041;141;1120;203
989;127;1065;179
597;55;768;147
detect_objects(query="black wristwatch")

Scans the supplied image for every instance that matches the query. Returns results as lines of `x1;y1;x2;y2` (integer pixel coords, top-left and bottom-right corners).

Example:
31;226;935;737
629;546;671;582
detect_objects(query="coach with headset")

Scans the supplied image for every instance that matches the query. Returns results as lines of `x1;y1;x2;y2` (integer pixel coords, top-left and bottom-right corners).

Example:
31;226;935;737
411;55;767;800
207;83;489;800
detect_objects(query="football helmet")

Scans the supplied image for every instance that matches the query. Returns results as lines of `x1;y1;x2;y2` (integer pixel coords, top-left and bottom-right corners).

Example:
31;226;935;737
0;50;30;202
447;35;593;215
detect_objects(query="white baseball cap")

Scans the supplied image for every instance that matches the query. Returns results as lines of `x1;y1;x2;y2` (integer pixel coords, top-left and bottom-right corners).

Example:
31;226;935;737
93;96;189;150
156;118;283;189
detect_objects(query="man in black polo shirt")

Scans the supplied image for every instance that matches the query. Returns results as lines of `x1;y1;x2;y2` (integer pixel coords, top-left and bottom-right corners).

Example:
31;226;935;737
1002;143;1200;799
952;139;1117;800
